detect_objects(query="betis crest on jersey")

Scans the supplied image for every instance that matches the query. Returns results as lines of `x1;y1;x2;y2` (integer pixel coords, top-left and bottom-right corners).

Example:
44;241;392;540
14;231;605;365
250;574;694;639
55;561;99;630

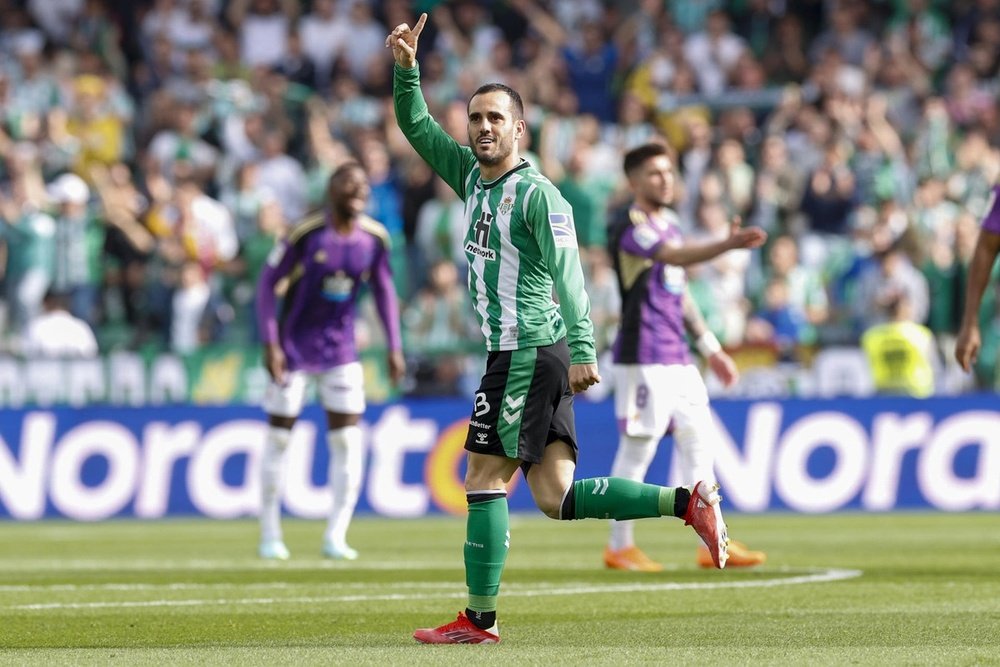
498;195;514;215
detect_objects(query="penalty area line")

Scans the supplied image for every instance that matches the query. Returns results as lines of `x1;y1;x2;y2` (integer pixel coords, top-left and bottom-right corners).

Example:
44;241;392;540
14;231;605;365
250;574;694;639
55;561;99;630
6;568;862;611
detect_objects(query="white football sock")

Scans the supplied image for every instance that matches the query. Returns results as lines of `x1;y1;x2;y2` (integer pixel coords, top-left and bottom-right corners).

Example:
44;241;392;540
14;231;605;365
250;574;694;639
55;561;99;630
608;434;659;551
325;425;364;548
673;409;716;486
260;426;291;543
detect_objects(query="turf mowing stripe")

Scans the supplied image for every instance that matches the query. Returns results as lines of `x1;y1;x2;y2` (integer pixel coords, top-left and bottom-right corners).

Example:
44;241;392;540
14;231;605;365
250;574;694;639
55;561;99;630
4;568;862;611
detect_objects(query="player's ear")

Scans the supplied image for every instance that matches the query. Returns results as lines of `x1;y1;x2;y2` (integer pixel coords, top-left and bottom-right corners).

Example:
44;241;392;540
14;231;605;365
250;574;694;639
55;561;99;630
514;119;526;139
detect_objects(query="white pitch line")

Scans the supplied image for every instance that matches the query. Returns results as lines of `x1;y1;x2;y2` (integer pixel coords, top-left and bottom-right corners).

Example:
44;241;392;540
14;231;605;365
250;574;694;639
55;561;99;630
0;581;464;593
5;568;862;611
0;559;680;573
0;559;468;572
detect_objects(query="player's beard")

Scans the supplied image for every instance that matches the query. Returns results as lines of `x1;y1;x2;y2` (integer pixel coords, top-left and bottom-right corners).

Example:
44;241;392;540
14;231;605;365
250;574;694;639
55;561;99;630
471;131;514;167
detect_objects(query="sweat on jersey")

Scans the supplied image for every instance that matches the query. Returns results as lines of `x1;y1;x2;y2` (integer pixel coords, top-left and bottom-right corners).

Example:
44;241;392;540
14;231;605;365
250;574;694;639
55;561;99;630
255;211;402;373
608;205;693;366
392;63;596;365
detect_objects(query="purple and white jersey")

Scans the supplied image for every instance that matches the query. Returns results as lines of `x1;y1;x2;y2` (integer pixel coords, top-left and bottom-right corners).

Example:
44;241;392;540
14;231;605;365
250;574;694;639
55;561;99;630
609;205;692;366
256;212;401;373
982;185;1000;235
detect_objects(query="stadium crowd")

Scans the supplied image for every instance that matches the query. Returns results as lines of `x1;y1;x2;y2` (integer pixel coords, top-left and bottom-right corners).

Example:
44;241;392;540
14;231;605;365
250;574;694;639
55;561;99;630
1;0;999;395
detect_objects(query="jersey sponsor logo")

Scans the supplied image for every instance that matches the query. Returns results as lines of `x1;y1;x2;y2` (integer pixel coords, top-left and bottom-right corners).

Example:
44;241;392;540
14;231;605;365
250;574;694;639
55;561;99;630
313;250;327;264
466;211;497;260
549;212;577;249
662;263;685;294
321;271;354;302
266;242;286;267
633;224;659;250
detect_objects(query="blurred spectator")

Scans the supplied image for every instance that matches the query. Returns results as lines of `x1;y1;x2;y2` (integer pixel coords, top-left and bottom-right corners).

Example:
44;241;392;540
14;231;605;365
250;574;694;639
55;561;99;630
47;172;102;328
415;176;466;270
808;2;874;67
582;246;620;354
336;0;388;82
220;161;278;242
752;133;806;235
0;160;54;337
27;0;84;46
683;9;747;97
688;200;752;344
227;0;297;69
511;0;620;123
861;293;935;397
256;127;307;224
146;98;218;186
853;241;930;334
745;278;809;358
169;259;224;353
22;289;98;358
403;259;477;396
63;74;126;177
299;0;347;88
751;234;828;347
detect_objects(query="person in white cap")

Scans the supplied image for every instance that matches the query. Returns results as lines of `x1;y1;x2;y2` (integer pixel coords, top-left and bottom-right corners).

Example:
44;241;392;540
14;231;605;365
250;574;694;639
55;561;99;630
47;172;103;329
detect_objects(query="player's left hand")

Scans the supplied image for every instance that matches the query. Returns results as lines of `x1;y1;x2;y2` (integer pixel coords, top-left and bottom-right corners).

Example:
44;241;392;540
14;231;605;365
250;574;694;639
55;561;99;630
387;349;406;386
707;351;739;388
569;363;601;394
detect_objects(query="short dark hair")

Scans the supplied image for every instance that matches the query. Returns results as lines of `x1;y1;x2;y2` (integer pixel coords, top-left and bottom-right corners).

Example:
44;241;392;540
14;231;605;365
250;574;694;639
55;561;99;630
330;161;365;181
469;83;524;120
623;142;672;175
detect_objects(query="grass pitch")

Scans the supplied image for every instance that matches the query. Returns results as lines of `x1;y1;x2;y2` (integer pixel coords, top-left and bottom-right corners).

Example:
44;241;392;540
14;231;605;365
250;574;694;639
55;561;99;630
0;513;998;665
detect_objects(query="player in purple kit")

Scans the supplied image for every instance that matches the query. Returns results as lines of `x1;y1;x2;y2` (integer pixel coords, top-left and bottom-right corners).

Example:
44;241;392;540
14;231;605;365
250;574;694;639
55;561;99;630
604;142;768;571
956;186;1000;373
255;162;405;560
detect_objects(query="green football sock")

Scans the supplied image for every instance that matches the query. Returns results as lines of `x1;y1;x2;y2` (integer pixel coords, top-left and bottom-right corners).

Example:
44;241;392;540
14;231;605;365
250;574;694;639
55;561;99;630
573;477;677;520
465;496;509;613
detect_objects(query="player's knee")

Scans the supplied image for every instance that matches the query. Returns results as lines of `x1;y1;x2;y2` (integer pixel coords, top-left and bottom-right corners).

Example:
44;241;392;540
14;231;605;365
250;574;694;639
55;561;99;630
532;484;571;520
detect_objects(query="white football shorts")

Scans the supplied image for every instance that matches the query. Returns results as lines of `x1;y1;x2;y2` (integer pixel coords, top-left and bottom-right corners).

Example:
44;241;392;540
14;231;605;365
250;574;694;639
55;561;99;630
613;363;712;438
262;362;365;417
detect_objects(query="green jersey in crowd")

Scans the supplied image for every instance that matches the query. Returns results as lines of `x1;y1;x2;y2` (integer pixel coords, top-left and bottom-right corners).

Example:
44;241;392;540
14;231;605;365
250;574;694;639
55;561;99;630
392;63;596;366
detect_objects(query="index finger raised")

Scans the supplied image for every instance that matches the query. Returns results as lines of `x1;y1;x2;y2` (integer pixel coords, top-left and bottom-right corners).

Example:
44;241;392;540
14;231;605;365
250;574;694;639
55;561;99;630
412;12;428;38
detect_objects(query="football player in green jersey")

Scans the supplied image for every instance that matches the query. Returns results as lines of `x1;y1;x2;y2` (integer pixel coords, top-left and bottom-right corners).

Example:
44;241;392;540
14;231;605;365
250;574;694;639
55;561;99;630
389;14;730;644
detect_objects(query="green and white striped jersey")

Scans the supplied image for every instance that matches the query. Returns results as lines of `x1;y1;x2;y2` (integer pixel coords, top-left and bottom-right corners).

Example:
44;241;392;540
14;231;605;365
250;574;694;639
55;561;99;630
394;64;596;365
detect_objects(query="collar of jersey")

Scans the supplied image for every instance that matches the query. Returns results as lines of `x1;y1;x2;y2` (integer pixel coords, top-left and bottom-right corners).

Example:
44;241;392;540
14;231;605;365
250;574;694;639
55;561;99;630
480;159;530;189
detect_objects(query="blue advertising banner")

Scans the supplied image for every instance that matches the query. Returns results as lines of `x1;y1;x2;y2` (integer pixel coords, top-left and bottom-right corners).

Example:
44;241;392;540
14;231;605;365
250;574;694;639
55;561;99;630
1;396;998;520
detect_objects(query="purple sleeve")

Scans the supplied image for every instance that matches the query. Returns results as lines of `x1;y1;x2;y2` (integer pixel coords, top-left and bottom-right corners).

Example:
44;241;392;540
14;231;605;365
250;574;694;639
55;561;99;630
981;186;1000;235
619;223;663;259
255;238;298;345
369;241;402;352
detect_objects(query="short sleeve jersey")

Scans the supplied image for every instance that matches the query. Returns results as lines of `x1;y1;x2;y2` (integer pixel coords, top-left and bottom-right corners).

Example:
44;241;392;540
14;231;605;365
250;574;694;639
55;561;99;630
256;212;398;372
608;204;692;366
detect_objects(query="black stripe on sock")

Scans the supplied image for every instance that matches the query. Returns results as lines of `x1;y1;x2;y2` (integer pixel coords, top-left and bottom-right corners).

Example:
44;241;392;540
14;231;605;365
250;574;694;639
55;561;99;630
559;484;575;520
467;491;507;505
674;487;691;518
